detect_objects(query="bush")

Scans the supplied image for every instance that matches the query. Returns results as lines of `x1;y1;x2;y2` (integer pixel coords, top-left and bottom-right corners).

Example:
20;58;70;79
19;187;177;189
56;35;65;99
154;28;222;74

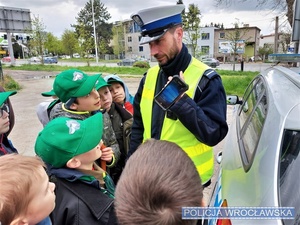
133;61;150;68
0;75;21;91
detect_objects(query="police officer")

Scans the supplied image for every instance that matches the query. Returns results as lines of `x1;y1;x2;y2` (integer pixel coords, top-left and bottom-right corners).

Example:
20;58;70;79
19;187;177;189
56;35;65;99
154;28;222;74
128;4;228;187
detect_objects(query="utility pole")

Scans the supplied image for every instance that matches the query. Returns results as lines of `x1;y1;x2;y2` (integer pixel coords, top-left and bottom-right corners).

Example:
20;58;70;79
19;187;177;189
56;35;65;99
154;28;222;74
92;0;99;64
274;16;279;53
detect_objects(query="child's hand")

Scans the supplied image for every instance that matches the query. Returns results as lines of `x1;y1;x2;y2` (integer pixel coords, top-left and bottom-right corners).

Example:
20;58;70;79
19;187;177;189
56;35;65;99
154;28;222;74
100;146;113;162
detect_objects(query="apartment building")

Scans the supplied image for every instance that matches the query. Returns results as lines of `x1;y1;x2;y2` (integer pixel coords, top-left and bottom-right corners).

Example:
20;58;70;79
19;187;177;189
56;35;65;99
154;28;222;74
119;19;151;60
184;26;216;58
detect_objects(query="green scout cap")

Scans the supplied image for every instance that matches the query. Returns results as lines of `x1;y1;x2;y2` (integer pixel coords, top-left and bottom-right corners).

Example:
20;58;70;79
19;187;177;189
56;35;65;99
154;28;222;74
53;69;100;103
0;91;17;106
35;112;103;168
95;76;110;91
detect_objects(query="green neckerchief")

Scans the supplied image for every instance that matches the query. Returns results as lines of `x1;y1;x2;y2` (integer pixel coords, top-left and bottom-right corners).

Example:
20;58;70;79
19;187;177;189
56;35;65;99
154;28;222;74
77;163;115;198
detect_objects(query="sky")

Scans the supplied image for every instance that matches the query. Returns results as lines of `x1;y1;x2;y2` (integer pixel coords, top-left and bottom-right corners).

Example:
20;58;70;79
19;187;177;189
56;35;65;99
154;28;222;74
0;0;290;38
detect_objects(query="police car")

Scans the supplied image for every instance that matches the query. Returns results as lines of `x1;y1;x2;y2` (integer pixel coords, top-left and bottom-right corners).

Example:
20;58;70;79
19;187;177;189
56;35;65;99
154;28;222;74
209;54;300;225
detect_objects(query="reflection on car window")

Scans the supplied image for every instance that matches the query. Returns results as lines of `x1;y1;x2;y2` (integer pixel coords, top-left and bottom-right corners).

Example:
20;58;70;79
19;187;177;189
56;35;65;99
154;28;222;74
238;76;267;170
279;129;300;225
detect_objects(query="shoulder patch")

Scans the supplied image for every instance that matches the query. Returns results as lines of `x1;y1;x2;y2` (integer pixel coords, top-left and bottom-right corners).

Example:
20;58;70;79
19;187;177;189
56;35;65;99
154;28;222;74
203;69;219;79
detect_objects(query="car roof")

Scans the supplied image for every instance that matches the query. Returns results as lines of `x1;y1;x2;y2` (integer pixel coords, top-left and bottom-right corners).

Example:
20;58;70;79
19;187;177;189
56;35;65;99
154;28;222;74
262;65;300;129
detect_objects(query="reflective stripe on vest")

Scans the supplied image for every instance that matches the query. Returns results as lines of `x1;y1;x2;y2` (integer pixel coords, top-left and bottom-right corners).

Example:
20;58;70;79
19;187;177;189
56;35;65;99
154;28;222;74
140;57;214;184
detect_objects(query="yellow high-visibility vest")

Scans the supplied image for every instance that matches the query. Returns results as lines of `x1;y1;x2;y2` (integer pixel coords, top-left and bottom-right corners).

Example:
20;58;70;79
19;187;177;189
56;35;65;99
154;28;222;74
140;57;213;184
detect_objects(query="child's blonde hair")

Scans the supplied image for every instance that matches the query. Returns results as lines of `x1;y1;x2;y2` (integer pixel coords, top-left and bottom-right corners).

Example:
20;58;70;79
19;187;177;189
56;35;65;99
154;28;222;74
0;154;46;225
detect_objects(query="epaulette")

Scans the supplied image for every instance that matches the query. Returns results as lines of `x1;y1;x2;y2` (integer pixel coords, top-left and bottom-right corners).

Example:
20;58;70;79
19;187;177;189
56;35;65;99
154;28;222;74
199;69;219;92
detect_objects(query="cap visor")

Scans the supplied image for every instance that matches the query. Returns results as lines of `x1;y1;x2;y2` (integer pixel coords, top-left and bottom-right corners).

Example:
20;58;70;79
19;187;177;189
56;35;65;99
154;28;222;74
139;31;167;45
0;91;17;106
41;90;56;97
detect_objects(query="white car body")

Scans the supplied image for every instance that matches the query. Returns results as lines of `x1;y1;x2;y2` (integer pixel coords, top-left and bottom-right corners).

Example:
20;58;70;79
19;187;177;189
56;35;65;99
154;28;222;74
209;65;300;225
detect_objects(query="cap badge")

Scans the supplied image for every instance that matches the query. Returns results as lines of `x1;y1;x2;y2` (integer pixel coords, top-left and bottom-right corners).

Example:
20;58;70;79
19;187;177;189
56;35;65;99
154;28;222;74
132;15;144;26
66;120;80;134
72;71;84;81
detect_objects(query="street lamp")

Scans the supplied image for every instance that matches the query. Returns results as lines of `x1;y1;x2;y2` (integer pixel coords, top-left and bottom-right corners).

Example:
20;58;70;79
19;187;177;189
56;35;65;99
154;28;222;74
92;0;99;64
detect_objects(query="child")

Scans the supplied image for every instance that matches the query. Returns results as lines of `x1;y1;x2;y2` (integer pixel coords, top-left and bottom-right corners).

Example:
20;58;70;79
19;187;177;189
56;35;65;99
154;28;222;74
104;74;134;114
35;113;118;224
0;86;15;136
0;154;56;225
96;77;133;184
36;89;59;127
49;69;120;169
0;90;18;156
115;139;204;225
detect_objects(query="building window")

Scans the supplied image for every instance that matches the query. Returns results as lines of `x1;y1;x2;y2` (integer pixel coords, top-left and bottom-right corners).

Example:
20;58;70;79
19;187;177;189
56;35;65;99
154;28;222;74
128;46;132;52
128;36;132;42
220;32;225;39
201;33;210;40
139;36;142;41
139;46;143;52
201;46;209;54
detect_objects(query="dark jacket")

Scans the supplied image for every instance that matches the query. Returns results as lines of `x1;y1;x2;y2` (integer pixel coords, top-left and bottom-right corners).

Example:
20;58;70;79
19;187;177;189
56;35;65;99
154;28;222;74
107;102;132;183
0;134;18;156
129;44;228;157
48;166;118;225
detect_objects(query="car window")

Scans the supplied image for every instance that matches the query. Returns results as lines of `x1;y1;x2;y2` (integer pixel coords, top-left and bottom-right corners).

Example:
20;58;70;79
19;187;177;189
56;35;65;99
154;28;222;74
279;129;300;225
237;76;268;171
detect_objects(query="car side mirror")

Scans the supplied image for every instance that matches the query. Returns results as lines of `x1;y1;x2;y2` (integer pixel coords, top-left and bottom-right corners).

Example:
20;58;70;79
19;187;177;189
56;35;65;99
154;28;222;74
216;151;222;164
226;95;243;105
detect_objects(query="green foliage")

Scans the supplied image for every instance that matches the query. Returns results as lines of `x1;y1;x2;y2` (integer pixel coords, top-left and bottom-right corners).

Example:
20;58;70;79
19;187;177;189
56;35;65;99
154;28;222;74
0;75;21;91
45;33;61;56
72;0;113;55
217;69;257;96
258;44;273;61
112;22;125;57
133;61;150;68
61;29;79;57
27;15;47;58
5;65;257;97
182;4;201;57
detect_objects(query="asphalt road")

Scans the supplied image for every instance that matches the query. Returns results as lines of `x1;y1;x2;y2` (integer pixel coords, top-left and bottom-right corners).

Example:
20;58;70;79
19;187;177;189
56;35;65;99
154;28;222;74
5;69;234;204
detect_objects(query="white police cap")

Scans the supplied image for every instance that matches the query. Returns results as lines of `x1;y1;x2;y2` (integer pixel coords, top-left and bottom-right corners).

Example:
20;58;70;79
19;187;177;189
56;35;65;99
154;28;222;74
131;4;185;45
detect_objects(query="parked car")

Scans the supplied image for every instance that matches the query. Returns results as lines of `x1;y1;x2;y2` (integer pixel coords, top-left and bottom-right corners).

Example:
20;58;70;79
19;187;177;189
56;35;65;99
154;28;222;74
117;58;136;66
201;58;220;68
1;56;16;63
43;56;58;64
209;62;300;225
29;56;41;63
73;53;80;58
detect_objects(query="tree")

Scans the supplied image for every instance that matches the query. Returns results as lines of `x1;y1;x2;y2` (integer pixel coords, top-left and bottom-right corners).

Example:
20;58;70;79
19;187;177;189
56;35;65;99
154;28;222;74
112;22;125;59
182;4;202;57
214;0;295;28
77;24;94;66
61;29;79;58
27;15;47;63
258;44;273;61
72;0;113;58
44;32;61;56
278;31;291;52
223;20;249;71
